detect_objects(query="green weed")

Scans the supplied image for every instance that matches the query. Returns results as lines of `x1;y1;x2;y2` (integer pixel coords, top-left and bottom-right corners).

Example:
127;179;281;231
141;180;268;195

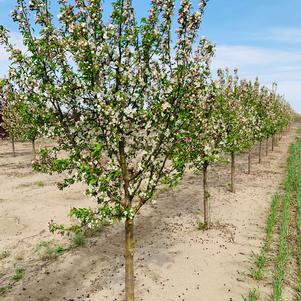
15;255;23;261
249;266;264;281
0;286;10;296
242;288;260;301
36;181;45;187
35;240;68;260
11;267;25;281
71;232;85;247
196;219;206;230
0;250;10;260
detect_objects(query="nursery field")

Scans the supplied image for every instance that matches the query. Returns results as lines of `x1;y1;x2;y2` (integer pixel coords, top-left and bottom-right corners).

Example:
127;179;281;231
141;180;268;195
0;0;299;300
0;125;298;301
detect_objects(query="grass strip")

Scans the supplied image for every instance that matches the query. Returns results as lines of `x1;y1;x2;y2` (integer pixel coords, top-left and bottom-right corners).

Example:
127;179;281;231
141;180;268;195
271;193;290;301
270;134;300;301
291;133;301;300
249;193;281;281
243;128;300;301
295;169;301;300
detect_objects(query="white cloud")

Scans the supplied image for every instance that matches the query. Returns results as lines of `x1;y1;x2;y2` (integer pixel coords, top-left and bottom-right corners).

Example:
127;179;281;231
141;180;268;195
212;44;301;113
212;45;301;69
256;27;301;44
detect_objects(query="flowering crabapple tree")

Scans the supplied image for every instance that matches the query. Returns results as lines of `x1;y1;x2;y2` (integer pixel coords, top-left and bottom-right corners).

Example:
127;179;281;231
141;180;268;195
0;0;213;300
0;78;42;159
238;78;264;172
262;86;279;151
215;70;292;190
0;79;23;156
18;102;42;159
253;83;277;158
269;89;292;146
259;84;292;152
181;81;227;229
216;68;254;193
249;79;267;164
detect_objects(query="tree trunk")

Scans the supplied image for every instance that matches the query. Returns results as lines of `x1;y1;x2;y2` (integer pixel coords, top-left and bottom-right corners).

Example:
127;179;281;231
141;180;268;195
11;136;15;157
272;135;275;151
125;218;135;301
259;140;262;164
230;152;235;193
32;139;36;160
248;148;251;174
203;161;210;229
266;137;269;156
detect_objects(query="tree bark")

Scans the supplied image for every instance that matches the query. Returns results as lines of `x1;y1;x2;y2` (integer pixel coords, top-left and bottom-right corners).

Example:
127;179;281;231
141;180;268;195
11;136;15;157
203;161;210;229
230;152;235;193
125;218;135;301
248;148;251;174
32;139;36;160
266;137;269;156
259;140;262;164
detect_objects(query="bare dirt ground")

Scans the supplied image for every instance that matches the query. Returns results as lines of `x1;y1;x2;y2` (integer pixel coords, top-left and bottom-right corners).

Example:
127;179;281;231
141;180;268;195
0;125;298;301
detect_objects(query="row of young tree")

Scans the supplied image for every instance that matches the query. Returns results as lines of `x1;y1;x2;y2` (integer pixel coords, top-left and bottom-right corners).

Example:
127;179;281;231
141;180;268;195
0;81;41;157
183;69;293;229
0;1;293;300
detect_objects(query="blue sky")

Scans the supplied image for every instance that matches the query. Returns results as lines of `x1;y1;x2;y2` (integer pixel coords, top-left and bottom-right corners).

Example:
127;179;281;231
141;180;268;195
0;0;300;113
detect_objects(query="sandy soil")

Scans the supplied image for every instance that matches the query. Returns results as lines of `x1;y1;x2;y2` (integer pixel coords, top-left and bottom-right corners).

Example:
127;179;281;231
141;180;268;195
0;125;298;301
